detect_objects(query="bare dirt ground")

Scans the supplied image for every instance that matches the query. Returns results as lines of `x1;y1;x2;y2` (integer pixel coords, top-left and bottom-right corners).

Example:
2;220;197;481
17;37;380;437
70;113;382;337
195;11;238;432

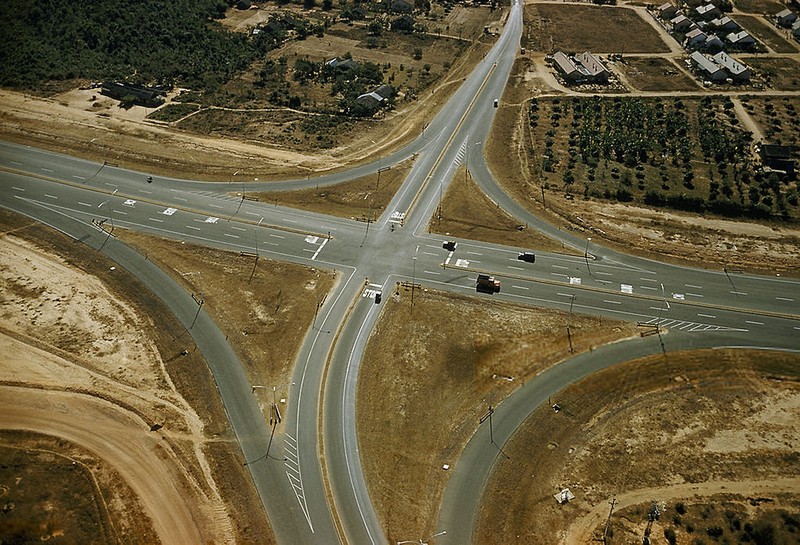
0;210;331;544
474;348;800;545
356;286;640;543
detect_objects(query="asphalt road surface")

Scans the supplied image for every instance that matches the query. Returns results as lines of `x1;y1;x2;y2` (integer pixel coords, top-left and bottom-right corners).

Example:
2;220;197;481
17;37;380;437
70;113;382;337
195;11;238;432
1;1;799;543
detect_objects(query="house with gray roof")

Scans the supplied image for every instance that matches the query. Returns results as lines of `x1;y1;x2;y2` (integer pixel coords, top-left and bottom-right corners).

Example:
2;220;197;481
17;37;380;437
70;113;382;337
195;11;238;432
657;2;678;19
576;51;609;83
712;51;750;81
727;30;756;47
552;51;581;83
696;3;722;20
671;14;694;32
685;28;708;48
709;15;739;32
689;51;727;81
775;8;797;27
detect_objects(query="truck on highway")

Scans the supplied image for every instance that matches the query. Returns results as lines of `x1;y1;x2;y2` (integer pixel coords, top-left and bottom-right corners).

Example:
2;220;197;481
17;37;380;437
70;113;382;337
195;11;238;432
476;274;501;294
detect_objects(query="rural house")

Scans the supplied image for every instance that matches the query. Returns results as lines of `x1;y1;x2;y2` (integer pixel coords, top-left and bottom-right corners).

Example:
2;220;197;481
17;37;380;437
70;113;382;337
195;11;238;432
551;51;581;83
100;82;165;107
575;51;609;83
726;30;756;47
759;144;797;177
696;3;722;20
704;34;725;52
775;8;797;27
685;28;708;48
712;51;750;82
689;51;727;81
657;2;678;19
356;84;395;111
326;57;359;71
709;15;739;32
671;14;694;32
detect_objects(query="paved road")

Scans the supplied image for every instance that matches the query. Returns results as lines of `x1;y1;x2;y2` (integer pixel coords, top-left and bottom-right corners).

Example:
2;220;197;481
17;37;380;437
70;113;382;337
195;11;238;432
1;0;799;542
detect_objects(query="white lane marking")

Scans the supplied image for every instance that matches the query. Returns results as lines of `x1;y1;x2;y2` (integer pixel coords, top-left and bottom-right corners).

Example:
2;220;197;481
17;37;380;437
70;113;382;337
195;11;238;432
423;251;438;256
776;297;794;302
467;251;483;256
104;182;116;187
552;265;568;270
11;186;25;191
209;203;223;209
149;218;164;223
186;226;201;231
595;271;612;276
270;234;285;239
698;313;717;319
686;293;703;298
231;226;247;232
223;233;240;239
424;270;442;275
285;219;297;224
640;277;658;282
11;161;23;166
730;291;748;296
685;284;703;289
745;320;764;325
508;265;524;271
557;293;572;297
72;175;85;180
640;285;657;291
650;306;664;311
311;237;328;260
512;285;530;290
44;194;57;199
78;202;91;207
41;167;53;173
174;196;188;202
113;210;127;215
140;189;152;194
603;300;621;305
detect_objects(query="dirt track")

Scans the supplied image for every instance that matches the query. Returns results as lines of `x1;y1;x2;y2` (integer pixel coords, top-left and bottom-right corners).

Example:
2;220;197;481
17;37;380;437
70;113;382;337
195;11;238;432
0;385;201;545
565;477;800;544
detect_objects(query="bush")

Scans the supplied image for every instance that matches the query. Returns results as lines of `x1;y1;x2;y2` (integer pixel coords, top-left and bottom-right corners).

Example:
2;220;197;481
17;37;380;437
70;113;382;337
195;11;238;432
665;527;677;545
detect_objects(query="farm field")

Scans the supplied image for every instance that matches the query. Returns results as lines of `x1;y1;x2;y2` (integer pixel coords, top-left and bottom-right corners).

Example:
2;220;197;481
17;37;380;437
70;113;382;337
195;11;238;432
732;0;789;14
742;95;800;146
615;57;700;92
745;56;800;90
522;4;670;54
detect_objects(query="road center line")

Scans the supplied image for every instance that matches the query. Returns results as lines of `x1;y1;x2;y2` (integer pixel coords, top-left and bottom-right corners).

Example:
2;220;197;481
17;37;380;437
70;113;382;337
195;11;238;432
685;284;703;289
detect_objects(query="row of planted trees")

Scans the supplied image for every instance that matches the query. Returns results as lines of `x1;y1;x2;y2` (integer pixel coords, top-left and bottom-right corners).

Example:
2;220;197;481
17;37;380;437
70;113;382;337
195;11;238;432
529;96;798;221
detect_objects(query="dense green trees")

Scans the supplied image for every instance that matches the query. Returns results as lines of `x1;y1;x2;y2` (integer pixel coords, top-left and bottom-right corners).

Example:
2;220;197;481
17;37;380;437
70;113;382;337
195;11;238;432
0;0;282;90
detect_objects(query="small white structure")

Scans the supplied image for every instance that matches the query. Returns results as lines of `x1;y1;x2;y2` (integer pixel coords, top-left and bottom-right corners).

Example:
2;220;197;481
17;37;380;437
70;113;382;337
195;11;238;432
554;488;576;504
727;30;756;47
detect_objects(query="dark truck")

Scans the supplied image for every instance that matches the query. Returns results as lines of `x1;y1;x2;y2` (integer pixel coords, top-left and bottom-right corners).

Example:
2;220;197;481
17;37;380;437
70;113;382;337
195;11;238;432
476;274;501;294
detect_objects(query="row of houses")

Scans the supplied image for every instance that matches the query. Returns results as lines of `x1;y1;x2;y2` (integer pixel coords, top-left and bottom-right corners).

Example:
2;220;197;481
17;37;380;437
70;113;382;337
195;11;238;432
774;8;800;40
550;51;610;85
657;2;758;49
689;50;750;82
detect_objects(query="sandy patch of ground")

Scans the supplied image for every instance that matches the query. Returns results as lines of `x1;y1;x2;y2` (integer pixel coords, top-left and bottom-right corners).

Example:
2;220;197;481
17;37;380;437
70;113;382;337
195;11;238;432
475;348;800;544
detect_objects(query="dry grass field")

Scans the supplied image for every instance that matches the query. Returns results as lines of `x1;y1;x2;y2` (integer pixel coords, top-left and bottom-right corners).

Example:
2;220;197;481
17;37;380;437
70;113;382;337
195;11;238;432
735;15;800;53
733;0;792;15
475;348;800;544
746;57;800;91
522;4;670;54
616;57;700;92
356;288;639;544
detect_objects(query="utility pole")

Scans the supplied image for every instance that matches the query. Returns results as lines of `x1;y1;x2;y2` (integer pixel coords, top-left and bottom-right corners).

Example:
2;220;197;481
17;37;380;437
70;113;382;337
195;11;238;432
479;405;510;459
567;294;575;353
602;496;616;544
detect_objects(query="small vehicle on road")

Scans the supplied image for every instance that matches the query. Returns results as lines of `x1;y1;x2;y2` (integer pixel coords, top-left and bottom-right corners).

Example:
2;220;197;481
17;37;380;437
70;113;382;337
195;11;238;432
517;252;536;263
443;240;457;252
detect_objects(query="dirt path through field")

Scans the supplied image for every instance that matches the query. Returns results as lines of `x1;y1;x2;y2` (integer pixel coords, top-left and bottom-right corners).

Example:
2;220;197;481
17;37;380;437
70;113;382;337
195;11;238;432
564;477;800;544
0;385;202;545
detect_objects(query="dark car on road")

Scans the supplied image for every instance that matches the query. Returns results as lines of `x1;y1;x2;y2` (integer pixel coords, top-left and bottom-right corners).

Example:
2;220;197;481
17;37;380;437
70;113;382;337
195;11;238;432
517;252;536;263
443;241;457;252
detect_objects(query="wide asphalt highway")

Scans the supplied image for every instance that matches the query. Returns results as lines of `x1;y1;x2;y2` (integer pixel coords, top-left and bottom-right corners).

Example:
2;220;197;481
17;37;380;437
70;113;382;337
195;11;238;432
1;0;799;542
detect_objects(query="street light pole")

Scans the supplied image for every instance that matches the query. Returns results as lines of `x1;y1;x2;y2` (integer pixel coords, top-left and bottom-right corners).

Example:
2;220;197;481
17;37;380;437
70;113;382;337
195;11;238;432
584;237;592;275
567;294;575;353
411;245;419;315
